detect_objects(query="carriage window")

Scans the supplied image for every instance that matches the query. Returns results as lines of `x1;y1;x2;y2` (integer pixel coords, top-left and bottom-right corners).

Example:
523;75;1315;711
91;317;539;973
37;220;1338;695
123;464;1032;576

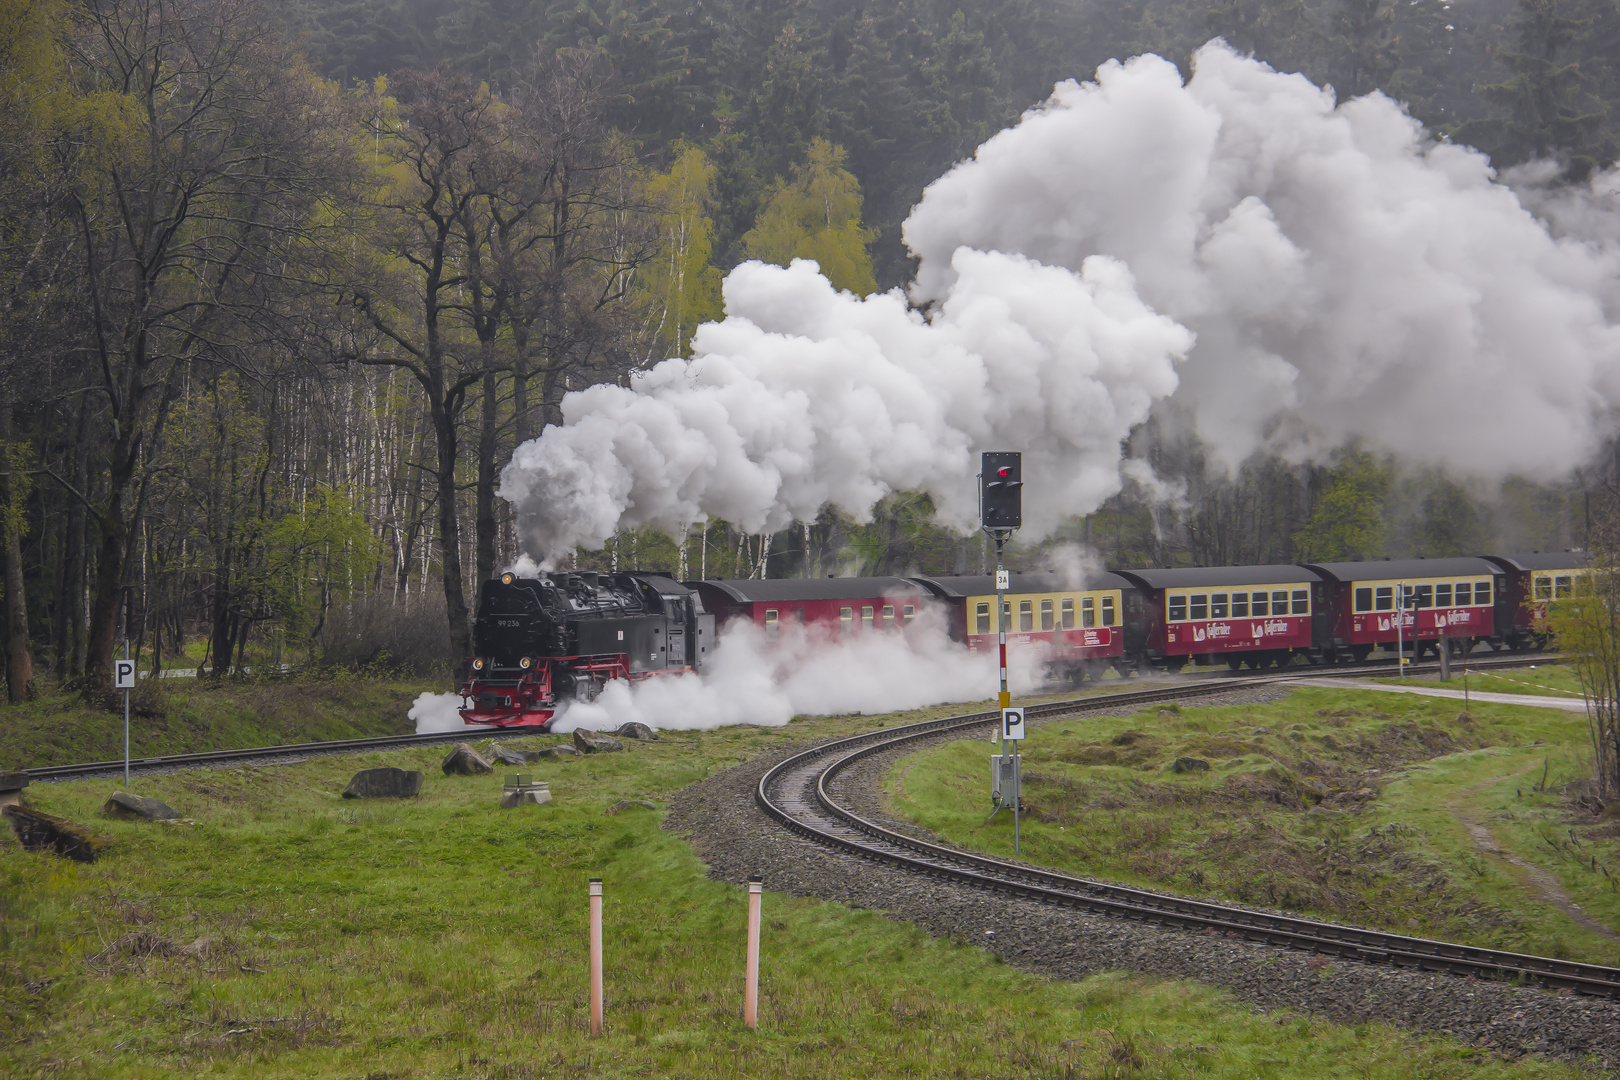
840;607;853;628
1102;596;1116;626
1061;599;1075;629
1019;600;1033;632
764;609;779;640
861;605;874;628
1210;593;1229;619
975;602;990;634
1168;595;1187;622
1453;583;1471;606
902;604;915;622
1272;590;1290;613
1556;575;1573;599
1190;594;1208;620
1232;593;1249;618
1082;597;1096;627
1251;592;1269;616
1354;587;1372;612
1375;586;1393;611
881;604;895;625
1415;585;1432;609
1040;599;1054;631
1475;580;1491;605
1291;589;1309;615
1435;583;1452;607
1534;575;1552;600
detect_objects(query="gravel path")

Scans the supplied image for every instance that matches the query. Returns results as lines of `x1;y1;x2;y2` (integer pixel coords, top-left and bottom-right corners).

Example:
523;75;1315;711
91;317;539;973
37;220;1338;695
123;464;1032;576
665;688;1620;1069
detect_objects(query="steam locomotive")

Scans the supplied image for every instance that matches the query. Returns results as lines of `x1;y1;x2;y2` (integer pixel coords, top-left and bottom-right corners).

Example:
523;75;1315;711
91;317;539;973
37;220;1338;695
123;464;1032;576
458;570;713;727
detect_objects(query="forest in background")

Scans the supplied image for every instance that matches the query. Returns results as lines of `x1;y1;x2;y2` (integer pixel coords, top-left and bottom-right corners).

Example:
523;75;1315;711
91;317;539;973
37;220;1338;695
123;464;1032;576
0;0;1615;696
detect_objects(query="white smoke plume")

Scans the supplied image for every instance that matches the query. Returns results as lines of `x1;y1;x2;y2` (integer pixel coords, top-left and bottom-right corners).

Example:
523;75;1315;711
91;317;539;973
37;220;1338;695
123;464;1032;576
412;610;1048;735
502;251;1190;559
905;42;1620;478
409;690;481;733
502;39;1620;562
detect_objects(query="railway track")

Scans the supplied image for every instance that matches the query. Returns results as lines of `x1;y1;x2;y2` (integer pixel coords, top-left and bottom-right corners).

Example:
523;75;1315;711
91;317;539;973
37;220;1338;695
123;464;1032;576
22;649;1557;784
756;671;1620;1000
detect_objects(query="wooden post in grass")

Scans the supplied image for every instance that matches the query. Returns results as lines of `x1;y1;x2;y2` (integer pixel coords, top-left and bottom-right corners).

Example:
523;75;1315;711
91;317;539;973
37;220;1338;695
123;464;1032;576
744;877;763;1029
589;878;604;1036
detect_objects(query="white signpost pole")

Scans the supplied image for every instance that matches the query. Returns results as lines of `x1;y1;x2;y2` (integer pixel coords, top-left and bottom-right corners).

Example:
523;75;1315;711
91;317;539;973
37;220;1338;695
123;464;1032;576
116;640;136;786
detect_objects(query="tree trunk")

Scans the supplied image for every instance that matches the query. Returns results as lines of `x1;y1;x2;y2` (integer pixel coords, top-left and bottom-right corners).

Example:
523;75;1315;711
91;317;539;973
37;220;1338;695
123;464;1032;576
475;369;499;587
433;400;472;658
0;399;32;703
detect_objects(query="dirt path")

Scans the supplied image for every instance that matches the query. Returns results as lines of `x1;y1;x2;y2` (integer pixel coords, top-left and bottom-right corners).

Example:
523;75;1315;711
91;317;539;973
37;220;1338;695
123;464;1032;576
1447;769;1620;941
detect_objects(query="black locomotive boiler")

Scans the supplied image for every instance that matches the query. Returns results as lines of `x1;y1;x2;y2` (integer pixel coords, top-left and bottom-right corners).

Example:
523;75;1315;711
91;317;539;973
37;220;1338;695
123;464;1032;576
458;570;714;728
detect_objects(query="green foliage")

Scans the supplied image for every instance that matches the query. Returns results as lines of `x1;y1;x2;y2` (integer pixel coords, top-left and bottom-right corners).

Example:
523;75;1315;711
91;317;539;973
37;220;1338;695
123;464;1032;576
742;138;877;296
1294;451;1392;561
640;143;724;359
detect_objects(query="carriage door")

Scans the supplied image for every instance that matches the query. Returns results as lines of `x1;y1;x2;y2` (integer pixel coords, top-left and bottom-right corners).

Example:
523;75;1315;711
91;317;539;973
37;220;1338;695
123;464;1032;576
666;598;687;669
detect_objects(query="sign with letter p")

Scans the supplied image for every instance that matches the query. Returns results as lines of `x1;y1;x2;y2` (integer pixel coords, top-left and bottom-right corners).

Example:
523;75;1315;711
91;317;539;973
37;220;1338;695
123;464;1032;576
114;660;136;690
1001;707;1025;742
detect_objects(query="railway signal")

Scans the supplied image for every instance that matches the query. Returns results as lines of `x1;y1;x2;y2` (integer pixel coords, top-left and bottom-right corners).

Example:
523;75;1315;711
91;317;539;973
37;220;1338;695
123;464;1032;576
981;452;1023;853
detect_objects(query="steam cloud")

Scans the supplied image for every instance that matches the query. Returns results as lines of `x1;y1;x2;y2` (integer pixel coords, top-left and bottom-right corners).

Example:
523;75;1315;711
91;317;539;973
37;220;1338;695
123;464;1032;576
502;39;1620;561
411;612;1048;735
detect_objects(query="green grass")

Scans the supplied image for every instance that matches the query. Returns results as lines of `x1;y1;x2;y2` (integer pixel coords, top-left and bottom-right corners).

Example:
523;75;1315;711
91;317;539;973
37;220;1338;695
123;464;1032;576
1374;662;1587;700
0;673;443;771
890;679;1620;965
1;705;1603;1078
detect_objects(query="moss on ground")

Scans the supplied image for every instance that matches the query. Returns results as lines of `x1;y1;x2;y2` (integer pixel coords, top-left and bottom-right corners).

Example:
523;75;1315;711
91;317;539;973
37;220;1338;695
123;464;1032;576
0;704;1600;1078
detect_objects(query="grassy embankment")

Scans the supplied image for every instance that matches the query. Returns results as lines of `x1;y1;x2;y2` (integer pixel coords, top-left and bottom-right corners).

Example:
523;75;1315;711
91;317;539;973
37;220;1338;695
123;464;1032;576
890;673;1620;966
0;674;443;771
2;697;1601;1078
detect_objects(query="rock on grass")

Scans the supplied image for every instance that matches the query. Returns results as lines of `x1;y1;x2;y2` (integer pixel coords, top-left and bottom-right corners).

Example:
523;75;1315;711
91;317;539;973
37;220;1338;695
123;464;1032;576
102;791;182;820
573;729;623;754
343;767;425;799
442;743;493;775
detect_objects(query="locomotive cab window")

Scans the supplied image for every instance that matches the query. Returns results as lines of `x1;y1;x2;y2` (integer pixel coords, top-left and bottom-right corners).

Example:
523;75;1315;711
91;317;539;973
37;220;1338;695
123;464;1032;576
975;602;990;634
1081;597;1096;627
1019;600;1033;632
1534;575;1552;600
1375;586;1393;611
1210;593;1228;619
1232;593;1248;618
1168;595;1187;622
1061;599;1075;629
1291;589;1309;615
1040;598;1054;631
1102;596;1116;626
1251;592;1269;617
1354;587;1372;613
1556;575;1574;599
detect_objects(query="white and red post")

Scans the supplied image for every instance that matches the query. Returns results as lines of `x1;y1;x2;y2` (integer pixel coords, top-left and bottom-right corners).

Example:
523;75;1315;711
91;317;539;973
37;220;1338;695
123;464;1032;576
588;877;604;1036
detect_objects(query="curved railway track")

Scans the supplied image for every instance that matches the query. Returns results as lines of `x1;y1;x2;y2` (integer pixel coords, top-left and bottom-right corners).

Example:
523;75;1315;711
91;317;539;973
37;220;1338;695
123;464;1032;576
23;649;1557;784
757;670;1620;1000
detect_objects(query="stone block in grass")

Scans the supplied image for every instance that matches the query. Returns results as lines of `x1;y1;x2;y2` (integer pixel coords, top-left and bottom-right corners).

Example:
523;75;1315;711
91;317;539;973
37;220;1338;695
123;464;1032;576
343;767;425;799
1170;757;1210;774
102;791;182;820
613;722;659;742
442;743;493;775
573;729;623;754
3;804;102;862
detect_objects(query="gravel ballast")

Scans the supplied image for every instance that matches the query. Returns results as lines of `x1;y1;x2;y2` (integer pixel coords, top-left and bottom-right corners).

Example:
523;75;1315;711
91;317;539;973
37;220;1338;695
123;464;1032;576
665;688;1620;1068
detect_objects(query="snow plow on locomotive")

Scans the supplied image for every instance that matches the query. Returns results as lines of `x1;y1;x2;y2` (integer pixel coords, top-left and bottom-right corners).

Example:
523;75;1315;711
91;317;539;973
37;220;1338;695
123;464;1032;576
458;570;713;729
